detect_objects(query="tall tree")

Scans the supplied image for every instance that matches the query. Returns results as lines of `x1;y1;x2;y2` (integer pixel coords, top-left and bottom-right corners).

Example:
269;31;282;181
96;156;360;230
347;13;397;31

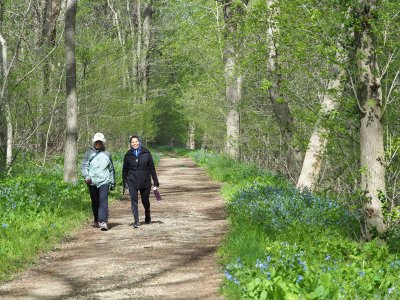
297;46;345;191
139;0;152;104
266;0;302;182
354;0;387;240
63;0;78;183
37;0;61;151
220;0;248;160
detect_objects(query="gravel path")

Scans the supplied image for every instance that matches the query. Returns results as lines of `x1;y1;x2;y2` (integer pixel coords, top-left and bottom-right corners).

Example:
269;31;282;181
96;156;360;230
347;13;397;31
0;154;228;299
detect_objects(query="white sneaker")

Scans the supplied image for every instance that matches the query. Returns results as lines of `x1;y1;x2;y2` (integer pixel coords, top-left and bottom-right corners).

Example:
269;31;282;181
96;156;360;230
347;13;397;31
99;222;108;231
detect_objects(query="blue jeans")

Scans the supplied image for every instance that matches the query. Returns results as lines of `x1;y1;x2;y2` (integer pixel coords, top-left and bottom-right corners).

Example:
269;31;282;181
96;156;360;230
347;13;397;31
88;183;109;223
128;187;150;222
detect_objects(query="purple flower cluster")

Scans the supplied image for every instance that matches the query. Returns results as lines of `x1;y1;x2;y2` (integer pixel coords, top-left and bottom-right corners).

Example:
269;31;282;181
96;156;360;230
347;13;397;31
229;184;358;232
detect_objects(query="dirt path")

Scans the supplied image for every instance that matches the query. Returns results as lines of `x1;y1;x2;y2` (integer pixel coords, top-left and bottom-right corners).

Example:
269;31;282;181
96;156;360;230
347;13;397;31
0;154;228;299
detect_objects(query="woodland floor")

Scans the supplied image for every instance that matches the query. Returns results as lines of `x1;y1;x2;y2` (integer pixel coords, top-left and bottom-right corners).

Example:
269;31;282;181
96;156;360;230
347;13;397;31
0;153;228;299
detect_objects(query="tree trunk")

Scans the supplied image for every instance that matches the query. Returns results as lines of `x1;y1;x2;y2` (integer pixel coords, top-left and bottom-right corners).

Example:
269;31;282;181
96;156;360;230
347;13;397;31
355;0;387;240
0;0;5;173
187;121;195;150
37;0;61;152
139;0;152;104
0;6;12;172
221;0;247;160
297;62;343;192
5;103;12;171
266;0;302;182
128;0;138;93
63;0;78;183
135;0;142;102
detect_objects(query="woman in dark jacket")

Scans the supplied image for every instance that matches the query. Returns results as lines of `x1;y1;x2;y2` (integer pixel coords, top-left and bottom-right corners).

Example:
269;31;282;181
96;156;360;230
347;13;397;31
122;135;159;228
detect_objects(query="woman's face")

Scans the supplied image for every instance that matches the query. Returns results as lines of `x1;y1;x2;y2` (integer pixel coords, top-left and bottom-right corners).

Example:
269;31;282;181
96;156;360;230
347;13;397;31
131;138;140;150
94;140;103;150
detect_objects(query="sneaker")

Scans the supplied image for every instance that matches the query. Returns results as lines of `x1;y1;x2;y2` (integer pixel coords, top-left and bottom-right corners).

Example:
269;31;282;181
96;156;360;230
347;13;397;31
133;221;140;228
99;222;108;231
145;215;151;224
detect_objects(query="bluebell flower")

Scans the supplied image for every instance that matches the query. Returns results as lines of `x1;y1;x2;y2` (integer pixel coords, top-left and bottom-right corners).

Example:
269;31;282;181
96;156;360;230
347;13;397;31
233;277;240;285
224;270;232;280
358;271;365;277
2;223;8;228
325;254;330;261
296;275;304;283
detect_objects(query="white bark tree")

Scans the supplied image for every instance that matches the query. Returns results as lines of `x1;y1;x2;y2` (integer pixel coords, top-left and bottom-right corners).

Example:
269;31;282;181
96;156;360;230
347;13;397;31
63;0;78;183
266;0;302;182
220;0;248;160
187;121;195;150
297;58;344;192
138;0;152;104
355;0;387;240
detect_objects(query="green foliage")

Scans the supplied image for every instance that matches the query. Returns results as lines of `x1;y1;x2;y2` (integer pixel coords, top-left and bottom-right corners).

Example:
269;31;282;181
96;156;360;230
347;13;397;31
189;150;286;186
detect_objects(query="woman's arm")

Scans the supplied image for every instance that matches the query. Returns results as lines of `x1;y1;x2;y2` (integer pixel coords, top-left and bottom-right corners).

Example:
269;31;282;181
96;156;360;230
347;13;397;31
148;154;159;187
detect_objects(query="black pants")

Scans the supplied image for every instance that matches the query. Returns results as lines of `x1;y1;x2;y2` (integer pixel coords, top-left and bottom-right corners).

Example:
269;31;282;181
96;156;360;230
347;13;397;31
128;186;150;222
88;184;109;223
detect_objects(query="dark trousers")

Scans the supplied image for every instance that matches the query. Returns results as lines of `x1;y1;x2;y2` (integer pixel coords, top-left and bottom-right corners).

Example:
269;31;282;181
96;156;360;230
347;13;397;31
88;183;109;223
128;186;150;222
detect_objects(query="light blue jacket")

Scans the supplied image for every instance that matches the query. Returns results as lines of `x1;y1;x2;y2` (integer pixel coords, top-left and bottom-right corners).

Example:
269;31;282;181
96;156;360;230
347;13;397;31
81;146;116;188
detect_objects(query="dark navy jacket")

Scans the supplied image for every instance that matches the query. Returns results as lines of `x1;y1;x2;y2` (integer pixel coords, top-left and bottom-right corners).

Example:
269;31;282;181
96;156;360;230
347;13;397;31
122;146;159;189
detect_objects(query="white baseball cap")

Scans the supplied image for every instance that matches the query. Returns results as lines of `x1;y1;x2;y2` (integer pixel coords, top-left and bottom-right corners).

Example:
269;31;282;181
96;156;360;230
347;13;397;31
92;132;106;144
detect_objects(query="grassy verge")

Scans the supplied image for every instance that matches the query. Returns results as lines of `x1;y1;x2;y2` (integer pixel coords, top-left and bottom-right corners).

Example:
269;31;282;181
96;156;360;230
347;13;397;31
176;149;400;299
0;149;159;282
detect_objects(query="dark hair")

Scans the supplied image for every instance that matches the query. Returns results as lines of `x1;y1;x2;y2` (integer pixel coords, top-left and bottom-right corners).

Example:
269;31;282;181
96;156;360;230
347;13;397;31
130;135;139;142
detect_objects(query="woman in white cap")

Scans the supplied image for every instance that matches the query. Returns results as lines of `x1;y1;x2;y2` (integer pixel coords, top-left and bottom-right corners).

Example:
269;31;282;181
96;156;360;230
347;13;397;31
81;133;116;231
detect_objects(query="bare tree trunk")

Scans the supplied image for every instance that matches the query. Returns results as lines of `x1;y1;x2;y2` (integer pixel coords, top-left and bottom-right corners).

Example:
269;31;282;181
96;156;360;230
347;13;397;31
0;37;12;172
128;0;138;93
0;0;5;173
33;0;43;151
266;0;302;182
63;0;78;183
297;63;343;192
355;0;387;240
135;0;142;102
37;0;61;152
221;0;247;160
139;0;152;104
0;5;12;172
5;103;12;171
187;121;195;149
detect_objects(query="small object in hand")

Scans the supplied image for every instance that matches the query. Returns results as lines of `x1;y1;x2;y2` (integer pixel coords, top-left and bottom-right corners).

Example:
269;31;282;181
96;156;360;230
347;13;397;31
86;178;92;184
153;187;162;201
110;185;115;191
